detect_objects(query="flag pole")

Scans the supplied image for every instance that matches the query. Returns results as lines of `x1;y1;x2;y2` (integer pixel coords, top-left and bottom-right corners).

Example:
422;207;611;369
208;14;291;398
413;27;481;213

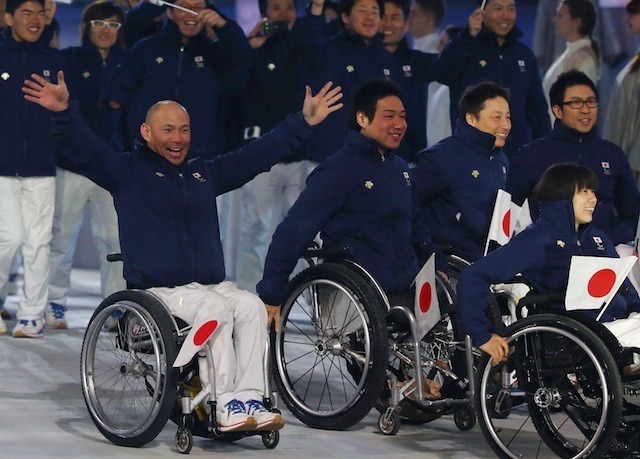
148;0;199;15
595;301;608;322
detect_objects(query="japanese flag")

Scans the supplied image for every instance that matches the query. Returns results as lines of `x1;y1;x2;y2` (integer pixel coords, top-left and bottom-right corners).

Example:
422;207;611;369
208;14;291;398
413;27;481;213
173;318;220;368
513;199;533;236
565;255;637;320
413;254;441;338
484;189;514;255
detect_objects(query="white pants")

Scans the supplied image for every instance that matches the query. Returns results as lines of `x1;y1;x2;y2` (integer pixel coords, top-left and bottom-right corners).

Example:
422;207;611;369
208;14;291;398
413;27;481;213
603;311;640;348
148;281;267;406
48;169;124;304
236;161;314;292
0;176;55;320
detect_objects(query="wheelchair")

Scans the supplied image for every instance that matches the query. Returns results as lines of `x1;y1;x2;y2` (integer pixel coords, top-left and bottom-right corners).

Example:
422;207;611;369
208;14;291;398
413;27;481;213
80;283;281;454
270;246;477;435
474;286;640;458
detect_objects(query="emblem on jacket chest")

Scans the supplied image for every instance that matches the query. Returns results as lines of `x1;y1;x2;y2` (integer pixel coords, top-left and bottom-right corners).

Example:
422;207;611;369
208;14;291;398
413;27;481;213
472;169;480;178
601;161;611;175
156;57;164;64
403;171;411;186
365;180;374;189
1;72;8;80
479;60;487;67
192;171;206;183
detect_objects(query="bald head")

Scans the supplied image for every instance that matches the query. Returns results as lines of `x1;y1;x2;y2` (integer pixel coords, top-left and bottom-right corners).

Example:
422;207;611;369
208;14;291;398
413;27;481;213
140;100;192;166
145;100;189;125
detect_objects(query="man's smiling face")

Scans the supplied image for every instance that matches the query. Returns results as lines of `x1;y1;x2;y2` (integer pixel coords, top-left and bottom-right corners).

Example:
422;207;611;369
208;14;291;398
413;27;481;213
140;101;192;166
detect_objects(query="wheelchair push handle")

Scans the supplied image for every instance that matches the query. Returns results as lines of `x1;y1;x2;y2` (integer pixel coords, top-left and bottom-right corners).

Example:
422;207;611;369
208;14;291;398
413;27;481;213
106;253;123;262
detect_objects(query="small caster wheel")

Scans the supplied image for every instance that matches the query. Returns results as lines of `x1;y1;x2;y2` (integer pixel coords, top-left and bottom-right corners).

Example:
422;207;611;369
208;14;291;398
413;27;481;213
175;427;193;454
378;411;401;435
454;406;476;431
262;430;280;449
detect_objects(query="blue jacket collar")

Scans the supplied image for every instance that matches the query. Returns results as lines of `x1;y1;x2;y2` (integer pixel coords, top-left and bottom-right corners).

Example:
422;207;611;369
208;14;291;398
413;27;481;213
345;131;395;160
539;200;579;240
550;119;598;142
479;24;524;47
452;120;500;156
336;28;384;47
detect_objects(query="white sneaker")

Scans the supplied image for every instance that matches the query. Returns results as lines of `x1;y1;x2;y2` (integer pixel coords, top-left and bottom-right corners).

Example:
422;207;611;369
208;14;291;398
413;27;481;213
245;399;284;431
216;399;256;432
0;315;6;335
45;303;68;329
12;319;44;338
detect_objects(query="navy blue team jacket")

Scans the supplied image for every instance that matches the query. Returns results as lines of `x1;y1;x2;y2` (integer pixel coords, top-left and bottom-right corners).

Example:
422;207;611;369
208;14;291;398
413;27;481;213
257;131;445;306
457;200;640;347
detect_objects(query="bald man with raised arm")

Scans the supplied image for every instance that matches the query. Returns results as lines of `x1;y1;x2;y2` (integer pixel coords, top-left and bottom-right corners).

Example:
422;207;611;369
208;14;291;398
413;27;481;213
23;70;343;433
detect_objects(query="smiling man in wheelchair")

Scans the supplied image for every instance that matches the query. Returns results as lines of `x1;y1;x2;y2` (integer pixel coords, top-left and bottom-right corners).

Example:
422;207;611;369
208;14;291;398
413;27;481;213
257;78;448;328
21;70;344;435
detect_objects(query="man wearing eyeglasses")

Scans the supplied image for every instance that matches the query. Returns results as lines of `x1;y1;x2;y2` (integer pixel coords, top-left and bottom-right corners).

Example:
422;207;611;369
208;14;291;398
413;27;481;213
105;0;250;155
507;70;640;245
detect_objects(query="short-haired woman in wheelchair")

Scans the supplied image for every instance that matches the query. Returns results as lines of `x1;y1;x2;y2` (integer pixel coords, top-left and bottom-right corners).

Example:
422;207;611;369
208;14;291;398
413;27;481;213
257;78;448;328
457;163;640;366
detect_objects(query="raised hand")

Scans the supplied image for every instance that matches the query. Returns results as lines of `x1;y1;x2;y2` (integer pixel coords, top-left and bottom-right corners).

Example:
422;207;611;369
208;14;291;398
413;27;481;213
22;70;69;112
302;81;344;127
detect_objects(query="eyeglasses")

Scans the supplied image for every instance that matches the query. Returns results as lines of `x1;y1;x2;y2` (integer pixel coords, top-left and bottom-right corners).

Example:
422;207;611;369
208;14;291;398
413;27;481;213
561;98;598;109
89;20;122;30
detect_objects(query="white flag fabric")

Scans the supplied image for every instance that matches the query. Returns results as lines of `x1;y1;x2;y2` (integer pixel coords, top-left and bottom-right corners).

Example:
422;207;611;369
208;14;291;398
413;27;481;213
565;255;637;320
413;254;441;338
173;318;220;367
513;198;533;236
484;189;514;255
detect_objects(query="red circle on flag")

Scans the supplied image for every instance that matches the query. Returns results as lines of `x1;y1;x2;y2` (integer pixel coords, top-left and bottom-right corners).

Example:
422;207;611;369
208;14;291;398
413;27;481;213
587;269;616;298
502;210;511;237
193;320;218;346
419;283;432;313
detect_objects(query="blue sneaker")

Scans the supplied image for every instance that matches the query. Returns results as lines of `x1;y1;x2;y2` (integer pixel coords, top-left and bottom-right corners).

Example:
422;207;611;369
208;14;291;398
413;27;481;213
216;399;256;432
45;303;67;329
12;319;44;338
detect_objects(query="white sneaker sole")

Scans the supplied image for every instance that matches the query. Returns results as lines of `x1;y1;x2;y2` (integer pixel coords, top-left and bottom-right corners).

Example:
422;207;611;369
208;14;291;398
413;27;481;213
217;416;257;433
255;414;284;431
12;330;44;338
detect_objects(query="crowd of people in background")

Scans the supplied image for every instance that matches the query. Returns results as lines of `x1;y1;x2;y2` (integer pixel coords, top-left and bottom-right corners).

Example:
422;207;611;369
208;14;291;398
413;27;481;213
2;0;640;356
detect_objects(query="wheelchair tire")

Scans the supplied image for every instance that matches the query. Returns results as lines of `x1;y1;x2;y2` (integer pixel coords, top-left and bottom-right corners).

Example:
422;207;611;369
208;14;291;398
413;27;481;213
476;314;623;459
81;290;180;447
272;263;388;430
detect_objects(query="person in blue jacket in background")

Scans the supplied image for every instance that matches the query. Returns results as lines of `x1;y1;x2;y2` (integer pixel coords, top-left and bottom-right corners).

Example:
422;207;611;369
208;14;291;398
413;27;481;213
258;79;447;329
507;70;640;246
458;163;640;366
105;0;250;154
411;81;510;263
436;0;550;156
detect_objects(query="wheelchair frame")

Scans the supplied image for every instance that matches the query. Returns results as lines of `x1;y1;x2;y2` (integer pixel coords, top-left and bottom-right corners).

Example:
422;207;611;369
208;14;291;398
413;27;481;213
80;288;281;454
270;247;477;434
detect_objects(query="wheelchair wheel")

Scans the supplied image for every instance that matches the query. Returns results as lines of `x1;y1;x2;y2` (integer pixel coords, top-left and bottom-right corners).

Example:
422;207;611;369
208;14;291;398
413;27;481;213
272;263;388;430
476;314;623;459
81;290;180;447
